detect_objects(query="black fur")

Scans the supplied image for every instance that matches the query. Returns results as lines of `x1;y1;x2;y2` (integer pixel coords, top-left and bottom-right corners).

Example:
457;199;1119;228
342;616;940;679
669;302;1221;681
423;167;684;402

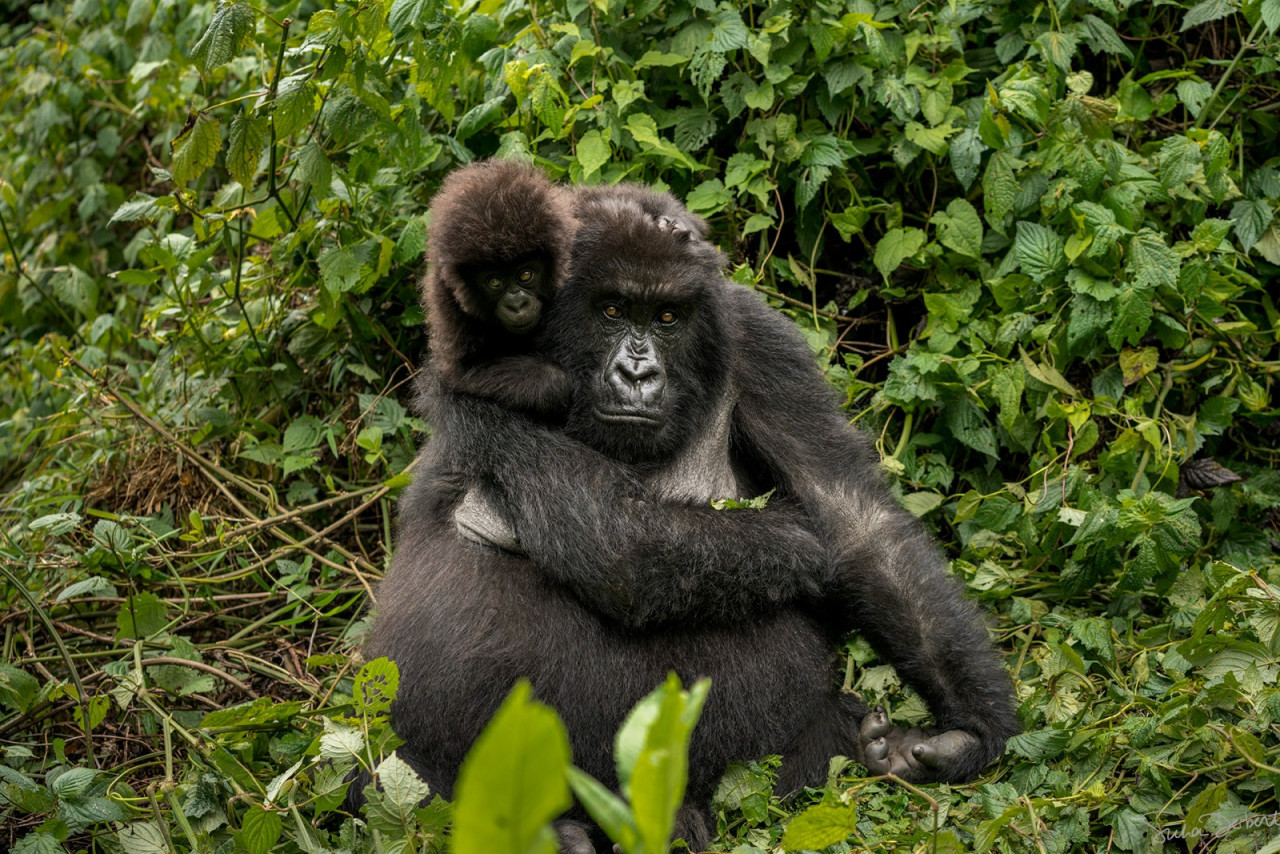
366;185;1018;851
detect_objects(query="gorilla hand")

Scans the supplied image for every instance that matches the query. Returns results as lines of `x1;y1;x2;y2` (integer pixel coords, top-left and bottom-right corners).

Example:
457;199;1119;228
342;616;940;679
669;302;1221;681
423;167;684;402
854;707;984;783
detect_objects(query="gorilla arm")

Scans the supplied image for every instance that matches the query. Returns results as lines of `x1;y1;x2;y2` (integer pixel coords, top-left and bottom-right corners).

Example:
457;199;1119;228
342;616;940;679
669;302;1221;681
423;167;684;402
426;386;831;629
724;287;1019;784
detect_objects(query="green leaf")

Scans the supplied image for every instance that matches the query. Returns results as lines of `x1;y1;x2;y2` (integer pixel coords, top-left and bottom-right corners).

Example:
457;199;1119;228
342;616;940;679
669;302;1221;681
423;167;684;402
982;150;1020;229
456;96;505;142
686;179;731;215
1005;728;1071;761
933;198;983;258
873;227;926;281
189;1;255;74
1264;0;1280;32
1035;29;1078;71
364;752;431;834
1014;221;1066;282
170;113;221;186
240;806;282;854
116;821;169;854
226;111;267;189
1119;346;1159;386
781;802;858;851
577;129;610;179
633;50;687;69
353;656;399;715
1230;199;1274;250
901;491;945;517
273;73;316;138
1157;135;1200;189
12;832;61;854
388;0;441;39
452;681;571;854
109;193;171;225
1127;229;1180;292
1181;0;1237;31
626;114;701;171
53;266;99;316
567;767;639;849
296;141;331;193
116;592;168;640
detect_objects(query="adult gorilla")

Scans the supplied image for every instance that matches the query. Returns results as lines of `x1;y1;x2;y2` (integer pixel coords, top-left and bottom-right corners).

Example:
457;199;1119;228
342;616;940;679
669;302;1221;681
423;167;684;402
366;194;1017;848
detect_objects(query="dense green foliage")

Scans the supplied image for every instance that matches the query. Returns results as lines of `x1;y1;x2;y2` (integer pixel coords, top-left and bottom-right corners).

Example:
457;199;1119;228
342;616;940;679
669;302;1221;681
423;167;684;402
2;0;1280;850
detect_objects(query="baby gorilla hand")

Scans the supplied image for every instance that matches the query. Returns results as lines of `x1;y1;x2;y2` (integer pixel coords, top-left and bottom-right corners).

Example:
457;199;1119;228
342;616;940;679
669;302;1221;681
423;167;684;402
653;214;692;240
855;706;982;783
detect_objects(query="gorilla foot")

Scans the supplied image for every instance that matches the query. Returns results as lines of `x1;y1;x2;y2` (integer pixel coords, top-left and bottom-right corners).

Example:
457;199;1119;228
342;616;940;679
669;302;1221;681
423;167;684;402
854;706;983;783
454;490;523;554
556;820;597;854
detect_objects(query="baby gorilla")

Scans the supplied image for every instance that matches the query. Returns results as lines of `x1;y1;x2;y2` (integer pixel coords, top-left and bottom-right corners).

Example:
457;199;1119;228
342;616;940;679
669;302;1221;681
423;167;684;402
421;159;576;418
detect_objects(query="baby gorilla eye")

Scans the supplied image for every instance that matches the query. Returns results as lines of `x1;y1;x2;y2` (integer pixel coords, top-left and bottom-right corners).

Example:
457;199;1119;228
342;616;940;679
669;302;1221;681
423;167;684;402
603;304;623;320
517;268;534;283
486;276;504;290
658;309;678;325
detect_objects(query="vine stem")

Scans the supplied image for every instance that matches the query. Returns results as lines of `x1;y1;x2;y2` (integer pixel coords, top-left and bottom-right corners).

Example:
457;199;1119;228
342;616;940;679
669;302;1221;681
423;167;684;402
0;562;96;767
1196;18;1266;128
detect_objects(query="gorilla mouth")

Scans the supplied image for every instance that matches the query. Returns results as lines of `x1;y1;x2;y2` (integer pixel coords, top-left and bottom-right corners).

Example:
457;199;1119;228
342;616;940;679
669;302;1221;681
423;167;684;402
592;407;665;427
501;317;540;334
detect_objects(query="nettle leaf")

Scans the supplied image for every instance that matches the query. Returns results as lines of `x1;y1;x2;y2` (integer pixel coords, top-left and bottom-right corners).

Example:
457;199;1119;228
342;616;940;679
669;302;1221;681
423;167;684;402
1014;221;1066;282
456;96;505;142
1126;229;1180;292
1035;29;1078;71
189;0;255;74
1157;135;1200;189
273;73;317;138
353;657;400;716
873;227;926;281
226;111;267;189
1181;0;1238;32
388;0;441;39
170;113;221;186
1230;199;1274;250
240;806;282;854
1264;0;1280;32
933;198;983;258
983;150;1021;230
781;802;858;851
1107;286;1154;349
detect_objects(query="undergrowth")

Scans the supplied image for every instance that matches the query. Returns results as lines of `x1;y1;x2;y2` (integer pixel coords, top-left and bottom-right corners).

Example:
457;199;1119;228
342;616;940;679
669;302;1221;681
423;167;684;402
2;0;1279;851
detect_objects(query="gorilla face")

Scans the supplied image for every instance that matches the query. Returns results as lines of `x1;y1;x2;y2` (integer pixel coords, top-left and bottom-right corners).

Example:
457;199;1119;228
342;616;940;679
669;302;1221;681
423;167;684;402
464;255;549;334
550;210;732;466
591;297;691;427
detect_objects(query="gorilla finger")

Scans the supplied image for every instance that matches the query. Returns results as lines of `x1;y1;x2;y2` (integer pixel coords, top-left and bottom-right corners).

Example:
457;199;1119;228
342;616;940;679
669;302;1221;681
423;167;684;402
859;706;893;742
910;729;980;772
864;736;892;766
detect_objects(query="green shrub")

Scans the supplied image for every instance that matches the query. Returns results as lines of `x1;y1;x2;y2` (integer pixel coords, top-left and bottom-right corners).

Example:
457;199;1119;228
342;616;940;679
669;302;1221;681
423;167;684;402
2;0;1278;851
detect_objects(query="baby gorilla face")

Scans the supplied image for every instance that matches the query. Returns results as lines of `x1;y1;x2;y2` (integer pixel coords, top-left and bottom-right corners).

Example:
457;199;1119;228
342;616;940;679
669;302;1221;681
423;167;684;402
472;256;547;334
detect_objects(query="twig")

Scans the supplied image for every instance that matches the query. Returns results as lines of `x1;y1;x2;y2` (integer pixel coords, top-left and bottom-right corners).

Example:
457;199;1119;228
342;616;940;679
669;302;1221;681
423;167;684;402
0;564;96;767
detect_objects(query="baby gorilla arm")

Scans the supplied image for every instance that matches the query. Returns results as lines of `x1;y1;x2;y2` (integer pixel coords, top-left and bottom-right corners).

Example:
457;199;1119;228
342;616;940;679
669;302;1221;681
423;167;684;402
427;384;830;628
444;353;573;419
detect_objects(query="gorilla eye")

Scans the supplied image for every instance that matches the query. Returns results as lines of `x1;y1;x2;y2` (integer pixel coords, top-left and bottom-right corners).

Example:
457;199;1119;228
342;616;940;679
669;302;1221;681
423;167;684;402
603;304;623;320
518;268;535;284
658;309;678;325
486;276;503;290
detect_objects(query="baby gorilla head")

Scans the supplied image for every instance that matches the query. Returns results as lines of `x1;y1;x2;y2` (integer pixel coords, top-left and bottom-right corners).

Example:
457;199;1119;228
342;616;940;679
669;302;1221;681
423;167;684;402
465;255;549;334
